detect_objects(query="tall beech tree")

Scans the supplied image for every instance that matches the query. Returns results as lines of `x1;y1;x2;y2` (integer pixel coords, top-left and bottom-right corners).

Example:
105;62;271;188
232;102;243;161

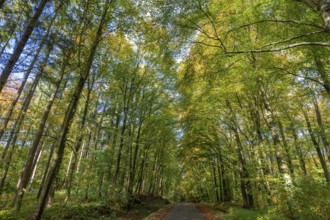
0;1;329;220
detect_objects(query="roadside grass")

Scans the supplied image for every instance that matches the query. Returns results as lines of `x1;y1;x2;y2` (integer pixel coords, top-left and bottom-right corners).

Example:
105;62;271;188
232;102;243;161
196;203;265;220
216;207;263;220
0;192;170;220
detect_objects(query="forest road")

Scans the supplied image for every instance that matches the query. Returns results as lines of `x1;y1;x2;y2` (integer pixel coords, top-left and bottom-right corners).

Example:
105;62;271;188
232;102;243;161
162;203;206;220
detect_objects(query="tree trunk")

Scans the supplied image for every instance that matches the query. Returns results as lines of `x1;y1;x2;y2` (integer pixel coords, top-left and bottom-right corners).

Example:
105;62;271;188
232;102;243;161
278;120;294;176
34;2;112;218
14;49;69;210
312;49;330;96
212;163;220;203
37;142;55;199
313;95;330;163
321;0;330;30
0;16;55;140
301;104;330;183
0;0;49;93
64;76;93;203
289;120;307;175
0;47;51;194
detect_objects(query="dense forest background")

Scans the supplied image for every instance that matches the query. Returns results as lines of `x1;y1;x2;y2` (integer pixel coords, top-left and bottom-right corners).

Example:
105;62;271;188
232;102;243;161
0;0;329;219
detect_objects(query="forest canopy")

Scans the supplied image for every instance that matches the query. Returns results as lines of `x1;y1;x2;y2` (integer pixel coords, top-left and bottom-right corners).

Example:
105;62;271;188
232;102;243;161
0;0;329;219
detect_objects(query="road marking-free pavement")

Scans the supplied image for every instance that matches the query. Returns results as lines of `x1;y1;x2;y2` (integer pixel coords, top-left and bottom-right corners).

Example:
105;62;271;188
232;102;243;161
162;203;206;220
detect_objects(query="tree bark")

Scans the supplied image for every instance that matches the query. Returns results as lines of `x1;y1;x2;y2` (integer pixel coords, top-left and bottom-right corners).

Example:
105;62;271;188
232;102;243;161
64;76;93;203
313;95;330;163
301;104;330;183
0;16;55;140
312;49;330;96
34;2;112;218
0;0;49;93
299;0;330;29
13;48;70;210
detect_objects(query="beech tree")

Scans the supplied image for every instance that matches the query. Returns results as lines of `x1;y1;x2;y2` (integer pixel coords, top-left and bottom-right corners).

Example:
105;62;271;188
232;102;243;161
0;1;329;220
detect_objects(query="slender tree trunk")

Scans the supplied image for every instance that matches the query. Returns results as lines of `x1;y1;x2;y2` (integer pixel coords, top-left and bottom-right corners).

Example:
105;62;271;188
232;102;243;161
301;105;330;183
0;0;49;93
0;22;18;58
28;148;43;191
312;49;330;96
234;130;254;209
212;163;220;203
0;47;51;194
261;93;293;188
128;116;143;194
64;77;93;203
226;100;254;208
37;142;55;199
0;16;55;140
313;95;330;162
34;2;112;218
278;120;294;176
28;138;48;191
289;122;307;176
13;50;69;210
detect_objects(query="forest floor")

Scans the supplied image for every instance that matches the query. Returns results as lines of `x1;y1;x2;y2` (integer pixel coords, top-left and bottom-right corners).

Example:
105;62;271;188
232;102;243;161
0;193;262;220
0;193;172;219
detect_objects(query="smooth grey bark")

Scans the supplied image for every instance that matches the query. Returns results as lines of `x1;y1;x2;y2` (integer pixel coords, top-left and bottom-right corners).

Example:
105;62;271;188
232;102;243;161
261;92;293;188
298;0;330;29
37;142;55;199
321;0;330;29
0;0;49;93
34;1;113;218
278;120;295;176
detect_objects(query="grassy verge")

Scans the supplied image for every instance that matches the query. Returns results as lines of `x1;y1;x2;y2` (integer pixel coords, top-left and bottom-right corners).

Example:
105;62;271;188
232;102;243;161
0;193;171;220
195;203;263;220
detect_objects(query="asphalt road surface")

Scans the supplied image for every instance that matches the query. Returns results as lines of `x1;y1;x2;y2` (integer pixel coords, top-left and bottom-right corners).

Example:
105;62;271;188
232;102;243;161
162;203;206;220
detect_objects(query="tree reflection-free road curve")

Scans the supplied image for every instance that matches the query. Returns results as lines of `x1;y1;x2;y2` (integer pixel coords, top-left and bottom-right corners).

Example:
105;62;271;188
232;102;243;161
162;203;206;220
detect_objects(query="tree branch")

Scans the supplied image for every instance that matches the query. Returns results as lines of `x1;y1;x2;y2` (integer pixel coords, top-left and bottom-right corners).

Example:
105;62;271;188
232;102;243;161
225;19;324;38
